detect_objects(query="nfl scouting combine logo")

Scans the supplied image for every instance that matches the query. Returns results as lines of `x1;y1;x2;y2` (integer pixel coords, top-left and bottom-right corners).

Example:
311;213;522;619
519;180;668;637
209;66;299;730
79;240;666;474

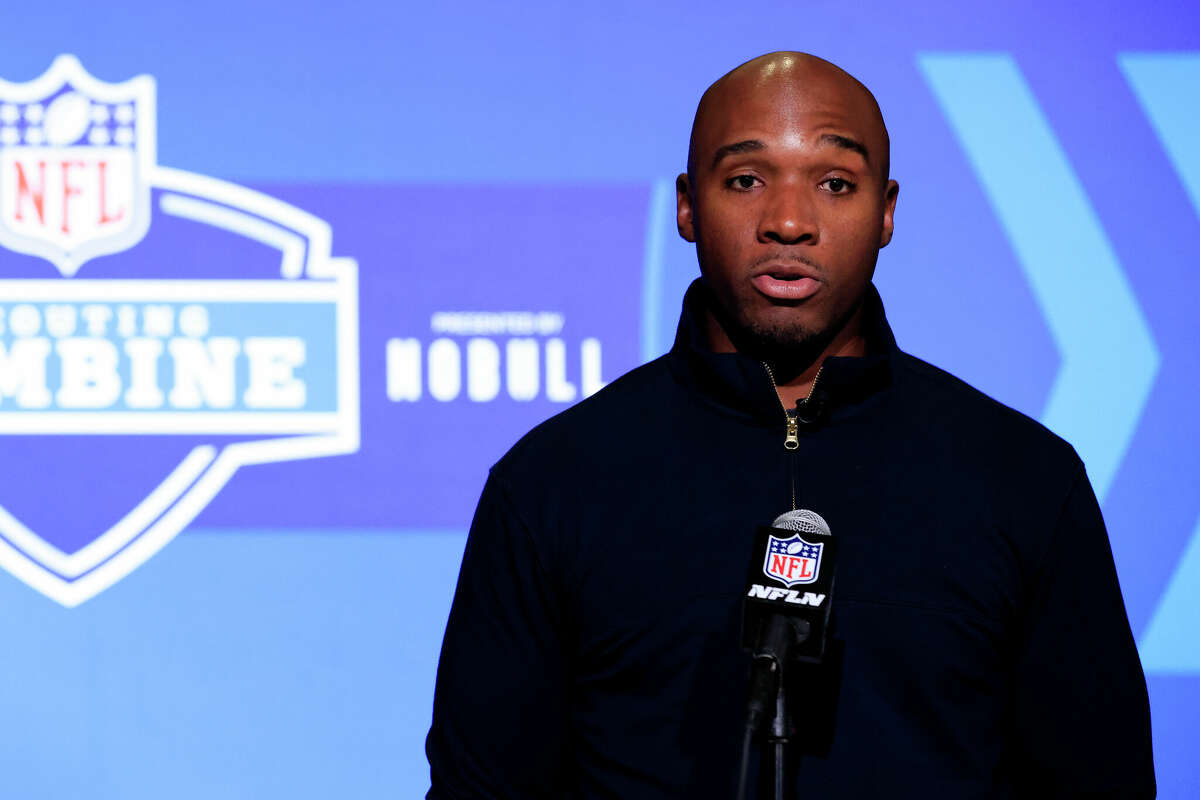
0;56;359;606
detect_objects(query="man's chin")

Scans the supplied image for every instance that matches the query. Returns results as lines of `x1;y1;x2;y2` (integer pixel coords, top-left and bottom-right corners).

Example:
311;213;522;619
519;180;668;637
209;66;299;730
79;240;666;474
705;284;831;364
738;308;824;348
731;315;830;366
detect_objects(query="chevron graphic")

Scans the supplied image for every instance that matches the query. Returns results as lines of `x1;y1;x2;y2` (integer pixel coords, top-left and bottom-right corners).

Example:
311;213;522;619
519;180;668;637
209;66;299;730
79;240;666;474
1139;514;1200;672
917;53;1160;502
1118;53;1200;671
1121;54;1200;220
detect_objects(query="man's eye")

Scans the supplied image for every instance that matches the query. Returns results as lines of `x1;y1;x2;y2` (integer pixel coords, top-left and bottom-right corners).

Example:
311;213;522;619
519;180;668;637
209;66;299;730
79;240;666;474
727;175;760;191
822;177;855;194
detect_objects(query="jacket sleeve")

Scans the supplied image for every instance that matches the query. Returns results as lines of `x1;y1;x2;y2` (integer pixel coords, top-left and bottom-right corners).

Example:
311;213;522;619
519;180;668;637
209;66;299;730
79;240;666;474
426;471;570;799
1008;460;1155;797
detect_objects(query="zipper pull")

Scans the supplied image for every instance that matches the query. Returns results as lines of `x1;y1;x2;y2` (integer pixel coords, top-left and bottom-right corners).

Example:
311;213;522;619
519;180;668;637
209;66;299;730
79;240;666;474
784;409;799;450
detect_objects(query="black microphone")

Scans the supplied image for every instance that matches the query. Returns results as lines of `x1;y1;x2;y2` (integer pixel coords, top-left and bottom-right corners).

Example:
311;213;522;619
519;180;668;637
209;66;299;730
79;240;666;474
741;509;838;731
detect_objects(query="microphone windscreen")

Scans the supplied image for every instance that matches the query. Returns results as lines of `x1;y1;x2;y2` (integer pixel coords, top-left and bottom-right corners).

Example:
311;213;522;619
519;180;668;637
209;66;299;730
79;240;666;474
771;509;831;537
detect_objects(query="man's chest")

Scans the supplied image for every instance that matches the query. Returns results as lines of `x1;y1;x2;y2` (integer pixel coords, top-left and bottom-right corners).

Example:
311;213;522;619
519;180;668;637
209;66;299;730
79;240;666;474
563;443;1026;687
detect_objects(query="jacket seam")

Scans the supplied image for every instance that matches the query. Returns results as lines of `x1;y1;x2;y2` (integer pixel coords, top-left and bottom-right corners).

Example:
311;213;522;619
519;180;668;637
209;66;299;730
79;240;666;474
1025;457;1088;596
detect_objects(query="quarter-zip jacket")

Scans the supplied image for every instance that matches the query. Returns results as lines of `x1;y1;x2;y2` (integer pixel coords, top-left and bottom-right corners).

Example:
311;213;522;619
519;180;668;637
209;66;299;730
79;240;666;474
427;281;1154;799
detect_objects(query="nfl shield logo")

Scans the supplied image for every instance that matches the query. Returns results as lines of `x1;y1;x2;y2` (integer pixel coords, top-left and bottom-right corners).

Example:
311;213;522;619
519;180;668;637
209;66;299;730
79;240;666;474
763;533;824;587
0;55;153;277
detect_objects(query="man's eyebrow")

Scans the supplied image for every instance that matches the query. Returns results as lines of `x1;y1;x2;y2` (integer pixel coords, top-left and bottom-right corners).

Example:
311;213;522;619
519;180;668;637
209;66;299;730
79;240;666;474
819;133;870;163
709;135;871;169
711;139;765;168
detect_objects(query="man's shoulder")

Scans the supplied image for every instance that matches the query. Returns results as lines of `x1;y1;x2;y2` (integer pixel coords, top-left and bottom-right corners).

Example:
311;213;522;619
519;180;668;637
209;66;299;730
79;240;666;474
891;349;1082;470
492;354;676;478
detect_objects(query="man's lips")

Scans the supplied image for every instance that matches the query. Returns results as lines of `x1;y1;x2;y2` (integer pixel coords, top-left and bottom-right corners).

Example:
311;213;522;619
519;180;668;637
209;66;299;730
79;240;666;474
750;267;822;301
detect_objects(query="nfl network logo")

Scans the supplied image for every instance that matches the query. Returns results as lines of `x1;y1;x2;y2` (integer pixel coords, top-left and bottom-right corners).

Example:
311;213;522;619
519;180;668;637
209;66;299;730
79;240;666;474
0;56;359;607
763;533;823;588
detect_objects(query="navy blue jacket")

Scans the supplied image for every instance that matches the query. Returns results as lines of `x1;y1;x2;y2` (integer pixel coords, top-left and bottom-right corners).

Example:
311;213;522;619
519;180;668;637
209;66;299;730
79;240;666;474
427;282;1154;799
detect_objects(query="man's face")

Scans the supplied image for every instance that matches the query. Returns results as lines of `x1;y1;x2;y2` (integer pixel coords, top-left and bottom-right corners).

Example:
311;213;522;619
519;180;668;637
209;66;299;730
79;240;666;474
678;65;898;361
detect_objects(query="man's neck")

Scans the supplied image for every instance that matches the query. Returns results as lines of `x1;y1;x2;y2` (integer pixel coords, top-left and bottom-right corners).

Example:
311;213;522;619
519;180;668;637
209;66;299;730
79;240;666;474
702;304;868;410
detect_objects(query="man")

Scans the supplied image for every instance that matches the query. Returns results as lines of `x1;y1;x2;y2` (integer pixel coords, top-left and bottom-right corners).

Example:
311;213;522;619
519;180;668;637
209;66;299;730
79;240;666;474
427;52;1154;798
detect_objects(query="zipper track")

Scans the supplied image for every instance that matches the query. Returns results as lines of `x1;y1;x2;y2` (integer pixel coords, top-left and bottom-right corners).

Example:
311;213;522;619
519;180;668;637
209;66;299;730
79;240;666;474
762;363;825;441
763;362;826;511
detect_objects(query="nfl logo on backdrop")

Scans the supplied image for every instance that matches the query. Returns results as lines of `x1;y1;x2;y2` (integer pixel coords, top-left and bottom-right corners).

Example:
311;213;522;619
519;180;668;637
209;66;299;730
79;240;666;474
0;55;152;276
763;533;823;587
0;56;359;607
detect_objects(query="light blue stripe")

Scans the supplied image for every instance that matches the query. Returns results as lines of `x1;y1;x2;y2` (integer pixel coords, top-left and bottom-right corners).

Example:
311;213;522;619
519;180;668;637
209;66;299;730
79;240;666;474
1140;515;1200;673
640;178;675;363
1118;53;1200;677
0;528;466;800
1119;54;1200;218
918;53;1159;500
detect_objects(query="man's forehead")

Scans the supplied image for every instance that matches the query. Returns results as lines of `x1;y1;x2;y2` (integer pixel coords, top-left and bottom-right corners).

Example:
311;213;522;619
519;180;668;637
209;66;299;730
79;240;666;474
697;102;878;166
704;104;868;144
702;77;874;135
689;54;887;173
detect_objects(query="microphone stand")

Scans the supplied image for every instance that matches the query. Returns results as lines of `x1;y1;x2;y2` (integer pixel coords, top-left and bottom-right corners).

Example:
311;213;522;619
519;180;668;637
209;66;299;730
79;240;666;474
737;616;809;800
769;673;789;800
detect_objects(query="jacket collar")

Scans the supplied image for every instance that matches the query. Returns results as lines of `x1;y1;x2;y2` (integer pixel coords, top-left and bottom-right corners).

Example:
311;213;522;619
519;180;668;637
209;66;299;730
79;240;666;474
666;279;895;425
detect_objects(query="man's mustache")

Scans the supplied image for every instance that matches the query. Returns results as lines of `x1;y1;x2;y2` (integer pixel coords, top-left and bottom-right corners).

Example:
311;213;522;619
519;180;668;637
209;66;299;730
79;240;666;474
747;253;825;276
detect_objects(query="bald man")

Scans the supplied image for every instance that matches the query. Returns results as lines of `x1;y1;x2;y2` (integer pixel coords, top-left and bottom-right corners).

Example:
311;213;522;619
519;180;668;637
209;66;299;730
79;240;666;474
427;53;1154;799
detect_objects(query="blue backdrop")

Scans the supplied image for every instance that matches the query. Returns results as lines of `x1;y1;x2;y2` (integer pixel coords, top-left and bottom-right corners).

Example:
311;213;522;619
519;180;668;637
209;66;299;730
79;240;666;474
0;1;1197;796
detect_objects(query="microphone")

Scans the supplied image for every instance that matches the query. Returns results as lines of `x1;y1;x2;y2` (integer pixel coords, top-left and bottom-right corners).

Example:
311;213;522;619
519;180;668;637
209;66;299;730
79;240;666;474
741;509;838;731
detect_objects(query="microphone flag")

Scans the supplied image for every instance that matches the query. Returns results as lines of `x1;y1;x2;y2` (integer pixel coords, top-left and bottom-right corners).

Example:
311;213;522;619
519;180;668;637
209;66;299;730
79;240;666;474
742;520;838;663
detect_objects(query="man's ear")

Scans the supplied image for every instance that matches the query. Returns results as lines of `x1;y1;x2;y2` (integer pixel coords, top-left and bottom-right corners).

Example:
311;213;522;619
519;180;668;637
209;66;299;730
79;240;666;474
676;173;696;243
879;179;899;248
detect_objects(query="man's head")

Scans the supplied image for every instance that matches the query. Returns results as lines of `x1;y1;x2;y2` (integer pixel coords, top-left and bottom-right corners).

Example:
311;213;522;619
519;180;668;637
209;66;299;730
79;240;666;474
677;52;899;371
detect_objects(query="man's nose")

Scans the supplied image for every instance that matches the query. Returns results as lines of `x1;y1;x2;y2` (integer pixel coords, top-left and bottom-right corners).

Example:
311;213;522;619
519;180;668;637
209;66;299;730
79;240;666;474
758;187;818;245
